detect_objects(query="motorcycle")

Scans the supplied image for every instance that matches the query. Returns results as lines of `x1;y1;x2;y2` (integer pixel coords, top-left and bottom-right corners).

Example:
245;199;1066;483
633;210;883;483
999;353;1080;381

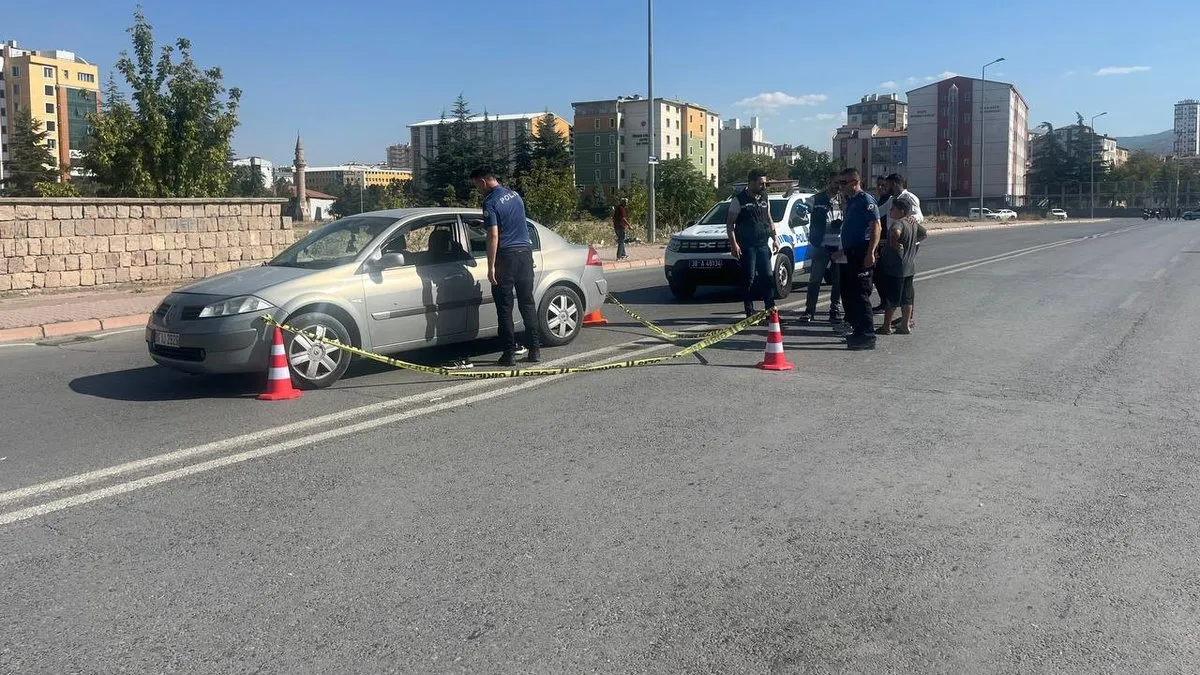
1142;208;1152;220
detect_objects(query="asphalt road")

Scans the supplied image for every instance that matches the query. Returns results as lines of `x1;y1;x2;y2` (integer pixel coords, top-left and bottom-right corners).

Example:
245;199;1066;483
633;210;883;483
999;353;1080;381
2;217;1198;673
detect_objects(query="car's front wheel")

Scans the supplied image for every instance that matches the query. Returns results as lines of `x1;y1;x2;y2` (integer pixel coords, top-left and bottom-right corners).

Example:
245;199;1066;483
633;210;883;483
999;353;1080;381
284;311;353;389
539;284;583;347
773;254;793;299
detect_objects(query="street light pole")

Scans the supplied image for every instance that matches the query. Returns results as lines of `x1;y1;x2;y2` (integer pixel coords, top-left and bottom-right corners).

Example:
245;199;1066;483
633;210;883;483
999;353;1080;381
1090;111;1107;219
946;139;954;210
645;0;657;243
979;57;1005;217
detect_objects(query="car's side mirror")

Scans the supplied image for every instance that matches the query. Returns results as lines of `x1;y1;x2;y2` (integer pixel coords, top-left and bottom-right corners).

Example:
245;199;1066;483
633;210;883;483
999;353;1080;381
374;252;406;269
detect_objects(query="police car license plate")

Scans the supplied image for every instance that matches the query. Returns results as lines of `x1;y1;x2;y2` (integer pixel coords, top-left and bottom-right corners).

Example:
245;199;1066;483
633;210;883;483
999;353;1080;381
154;331;180;347
689;260;724;269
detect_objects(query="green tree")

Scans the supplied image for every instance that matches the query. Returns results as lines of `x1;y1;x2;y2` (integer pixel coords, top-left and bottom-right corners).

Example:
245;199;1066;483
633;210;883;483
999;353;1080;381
83;10;241;197
656;157;716;231
786;146;838;188
531;112;571;172
1029;122;1069;191
523;159;576;226
510;123;535;195
422;95;497;205
35;181;81;197
719;151;788;195
227;164;268;197
1;108;59;196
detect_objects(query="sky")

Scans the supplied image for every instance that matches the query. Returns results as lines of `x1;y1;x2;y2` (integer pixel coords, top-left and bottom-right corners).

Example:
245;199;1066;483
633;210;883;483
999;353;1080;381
5;0;1195;167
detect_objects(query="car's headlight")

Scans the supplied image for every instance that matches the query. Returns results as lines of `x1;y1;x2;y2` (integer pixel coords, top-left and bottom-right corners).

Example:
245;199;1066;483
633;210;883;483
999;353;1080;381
197;295;274;318
667;237;681;252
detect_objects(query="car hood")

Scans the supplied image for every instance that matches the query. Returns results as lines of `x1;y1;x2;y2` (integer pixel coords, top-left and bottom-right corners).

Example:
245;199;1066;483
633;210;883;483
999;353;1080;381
675;224;733;239
173;264;318;297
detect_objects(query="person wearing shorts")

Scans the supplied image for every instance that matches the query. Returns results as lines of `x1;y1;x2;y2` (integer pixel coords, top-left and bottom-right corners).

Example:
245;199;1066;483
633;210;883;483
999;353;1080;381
876;195;924;335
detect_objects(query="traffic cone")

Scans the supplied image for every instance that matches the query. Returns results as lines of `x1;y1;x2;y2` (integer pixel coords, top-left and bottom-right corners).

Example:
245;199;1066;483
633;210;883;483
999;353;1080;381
258;326;303;401
756;309;794;371
582;307;609;327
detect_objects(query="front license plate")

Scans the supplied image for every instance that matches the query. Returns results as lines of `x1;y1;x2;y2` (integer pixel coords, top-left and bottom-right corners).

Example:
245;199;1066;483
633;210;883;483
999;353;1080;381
688;260;724;269
154;331;180;347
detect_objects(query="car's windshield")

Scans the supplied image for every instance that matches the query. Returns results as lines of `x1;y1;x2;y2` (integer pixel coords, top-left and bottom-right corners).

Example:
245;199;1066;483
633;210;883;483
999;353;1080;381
269;216;399;269
696;198;788;225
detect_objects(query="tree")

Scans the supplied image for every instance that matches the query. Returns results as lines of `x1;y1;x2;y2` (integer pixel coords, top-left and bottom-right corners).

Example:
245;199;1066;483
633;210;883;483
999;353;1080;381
422;95;495;205
531;112;571;172
227;164;268;197
35;181;80;197
522;160;576;227
719;151;788;195
510;123;535;195
1029;122;1068;191
82;10;241;197
1;108;59;196
786;146;838;188
656;157;716;231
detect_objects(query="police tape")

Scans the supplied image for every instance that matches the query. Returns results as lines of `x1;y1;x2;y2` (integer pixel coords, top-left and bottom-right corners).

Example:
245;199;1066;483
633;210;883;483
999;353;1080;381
603;294;737;342
261;308;767;379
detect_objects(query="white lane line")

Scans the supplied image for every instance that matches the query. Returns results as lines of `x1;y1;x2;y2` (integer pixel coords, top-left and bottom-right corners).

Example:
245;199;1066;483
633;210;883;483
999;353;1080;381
1153;268;1167;280
0;339;671;507
1119;292;1142;310
0;228;1123;523
0;340;682;526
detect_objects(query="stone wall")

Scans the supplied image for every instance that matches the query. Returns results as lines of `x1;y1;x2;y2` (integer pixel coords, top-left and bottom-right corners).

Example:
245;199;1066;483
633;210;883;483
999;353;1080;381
0;198;295;292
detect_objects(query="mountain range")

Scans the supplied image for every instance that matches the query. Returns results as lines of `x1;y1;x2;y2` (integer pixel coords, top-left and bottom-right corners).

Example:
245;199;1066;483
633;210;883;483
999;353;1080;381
1114;130;1174;155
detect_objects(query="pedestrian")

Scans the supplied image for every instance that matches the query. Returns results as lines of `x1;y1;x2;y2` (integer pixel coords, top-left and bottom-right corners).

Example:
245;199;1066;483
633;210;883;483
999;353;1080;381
471;167;540;366
613;197;630;260
836;167;882;350
871;176;891;314
727;168;780;318
875;195;926;336
799;178;842;325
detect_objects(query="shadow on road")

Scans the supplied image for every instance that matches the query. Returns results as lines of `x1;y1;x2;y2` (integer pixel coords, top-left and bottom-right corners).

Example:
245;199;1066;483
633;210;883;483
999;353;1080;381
69;367;264;401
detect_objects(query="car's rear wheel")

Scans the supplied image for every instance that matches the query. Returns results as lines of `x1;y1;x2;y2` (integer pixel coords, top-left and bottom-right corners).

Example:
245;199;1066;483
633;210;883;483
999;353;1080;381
668;275;697;300
539;284;583;347
773;254;793;299
284;311;353;389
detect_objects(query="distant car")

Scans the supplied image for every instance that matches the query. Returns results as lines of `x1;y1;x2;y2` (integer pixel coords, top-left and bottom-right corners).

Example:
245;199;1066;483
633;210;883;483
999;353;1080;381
969;207;999;221
994;209;1018;221
146;208;608;388
1183;210;1200;221
1049;208;1068;220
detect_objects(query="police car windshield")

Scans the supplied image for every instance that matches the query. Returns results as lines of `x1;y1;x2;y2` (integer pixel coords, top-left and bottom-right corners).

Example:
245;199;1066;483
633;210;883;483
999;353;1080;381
696;198;788;225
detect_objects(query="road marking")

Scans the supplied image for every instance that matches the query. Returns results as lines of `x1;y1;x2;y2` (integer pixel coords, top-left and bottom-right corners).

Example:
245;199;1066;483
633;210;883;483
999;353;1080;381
1119;292;1142;310
1153;268;1167;280
0;339;684;526
0;222;1138;524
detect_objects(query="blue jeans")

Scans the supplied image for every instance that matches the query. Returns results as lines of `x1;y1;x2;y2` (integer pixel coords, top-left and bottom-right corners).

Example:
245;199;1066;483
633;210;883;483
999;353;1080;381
739;242;776;313
804;246;841;317
614;227;627;259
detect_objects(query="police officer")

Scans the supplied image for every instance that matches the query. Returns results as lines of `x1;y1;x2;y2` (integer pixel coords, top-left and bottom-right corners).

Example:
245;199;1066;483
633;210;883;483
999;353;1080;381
726;168;780;318
471;167;540;366
800;178;842;324
837;167;882;350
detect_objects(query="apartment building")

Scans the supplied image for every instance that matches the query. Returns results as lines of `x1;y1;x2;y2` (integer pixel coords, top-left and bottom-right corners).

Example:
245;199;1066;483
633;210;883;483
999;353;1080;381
571;96;720;198
290;165;414;194
1174;99;1199;157
718;117;773;168
385;143;412;169
847;93;907;131
0;40;100;183
408;112;570;187
1031;124;1130;168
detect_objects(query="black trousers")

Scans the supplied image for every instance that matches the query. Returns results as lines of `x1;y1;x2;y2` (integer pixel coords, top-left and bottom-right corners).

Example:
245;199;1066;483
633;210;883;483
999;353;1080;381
838;244;875;337
493;247;539;352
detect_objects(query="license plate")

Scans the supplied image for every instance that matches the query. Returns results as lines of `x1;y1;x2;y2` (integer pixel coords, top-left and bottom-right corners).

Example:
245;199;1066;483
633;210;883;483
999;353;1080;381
154;331;180;347
689;259;724;269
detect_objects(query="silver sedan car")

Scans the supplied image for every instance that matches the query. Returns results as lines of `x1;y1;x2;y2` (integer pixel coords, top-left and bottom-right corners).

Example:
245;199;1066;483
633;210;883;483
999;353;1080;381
146;207;609;388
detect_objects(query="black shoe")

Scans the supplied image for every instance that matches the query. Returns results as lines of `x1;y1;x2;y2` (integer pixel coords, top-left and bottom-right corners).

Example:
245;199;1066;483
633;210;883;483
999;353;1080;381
524;349;541;364
798;313;815;324
846;334;877;350
744;306;755;318
872;304;885;314
498;353;516;367
828;311;842;323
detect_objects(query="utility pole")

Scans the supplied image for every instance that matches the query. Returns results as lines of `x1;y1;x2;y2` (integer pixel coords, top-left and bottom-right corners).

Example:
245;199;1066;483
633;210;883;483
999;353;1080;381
646;0;656;243
1089;111;1107;219
979;58;1005;216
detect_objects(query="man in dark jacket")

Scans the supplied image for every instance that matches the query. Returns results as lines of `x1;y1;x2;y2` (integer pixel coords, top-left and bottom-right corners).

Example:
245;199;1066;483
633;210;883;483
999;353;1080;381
800;179;842;324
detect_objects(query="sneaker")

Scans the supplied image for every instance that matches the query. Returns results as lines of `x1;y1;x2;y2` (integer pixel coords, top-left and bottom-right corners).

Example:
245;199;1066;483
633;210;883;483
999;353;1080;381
875;325;893;335
833;321;853;336
798;313;815;324
514;345;529;358
847;339;877;351
872;304;885;314
524;349;541;364
444;359;475;370
828;311;842;324
497;353;516;367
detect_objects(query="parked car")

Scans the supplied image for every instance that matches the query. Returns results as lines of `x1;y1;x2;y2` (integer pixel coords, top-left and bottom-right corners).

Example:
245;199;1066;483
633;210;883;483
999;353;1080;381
663;181;814;300
969;207;999;221
1183;210;1200;221
994;209;1018;221
1049;208;1068;220
146;208;608;388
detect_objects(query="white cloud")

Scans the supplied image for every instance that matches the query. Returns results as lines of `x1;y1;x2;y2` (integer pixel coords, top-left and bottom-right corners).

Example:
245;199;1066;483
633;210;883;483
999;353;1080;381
1063;70;1076;77
937;71;958;79
734;92;828;113
1095;66;1151;76
879;80;898;89
815;113;839;121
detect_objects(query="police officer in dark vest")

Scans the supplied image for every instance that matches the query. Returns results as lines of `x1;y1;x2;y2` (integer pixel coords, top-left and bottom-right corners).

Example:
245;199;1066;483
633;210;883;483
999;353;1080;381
726;168;779;318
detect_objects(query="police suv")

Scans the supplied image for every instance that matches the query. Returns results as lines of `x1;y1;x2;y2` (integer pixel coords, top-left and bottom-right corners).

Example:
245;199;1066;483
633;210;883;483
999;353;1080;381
664;180;815;300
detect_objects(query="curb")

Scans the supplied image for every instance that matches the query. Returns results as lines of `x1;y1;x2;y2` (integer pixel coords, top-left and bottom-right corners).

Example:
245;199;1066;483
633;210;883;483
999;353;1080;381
0;313;148;344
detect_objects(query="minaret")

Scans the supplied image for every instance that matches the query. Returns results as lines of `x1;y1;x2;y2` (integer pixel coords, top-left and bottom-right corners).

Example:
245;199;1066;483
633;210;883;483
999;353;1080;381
294;134;308;222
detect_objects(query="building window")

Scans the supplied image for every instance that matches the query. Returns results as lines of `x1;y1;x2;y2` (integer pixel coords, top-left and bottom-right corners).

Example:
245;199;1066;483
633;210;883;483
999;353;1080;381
610;118;615;128
593;119;599;129
594;169;601;181
11;66;19;77
620;169;626;179
45;85;54;96
609;134;615;146
47;139;57;149
43;66;54;78
45;103;55;114
609;169;616;179
594;136;601;146
12;84;19;95
594;152;600;162
78;72;96;84
609;152;615;162
45;121;55;132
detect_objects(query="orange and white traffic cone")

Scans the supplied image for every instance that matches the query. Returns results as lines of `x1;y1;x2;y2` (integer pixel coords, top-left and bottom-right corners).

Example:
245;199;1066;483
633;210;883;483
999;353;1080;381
582;307;609;327
258;326;303;400
756;309;794;371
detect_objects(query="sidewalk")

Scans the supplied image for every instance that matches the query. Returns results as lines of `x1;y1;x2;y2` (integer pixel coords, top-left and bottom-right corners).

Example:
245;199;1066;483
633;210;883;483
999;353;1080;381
0;219;1105;343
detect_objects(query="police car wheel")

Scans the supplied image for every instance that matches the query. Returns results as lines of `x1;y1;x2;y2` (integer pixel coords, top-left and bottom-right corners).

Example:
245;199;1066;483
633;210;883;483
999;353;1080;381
773;256;793;299
538;284;583;347
668;277;696;300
